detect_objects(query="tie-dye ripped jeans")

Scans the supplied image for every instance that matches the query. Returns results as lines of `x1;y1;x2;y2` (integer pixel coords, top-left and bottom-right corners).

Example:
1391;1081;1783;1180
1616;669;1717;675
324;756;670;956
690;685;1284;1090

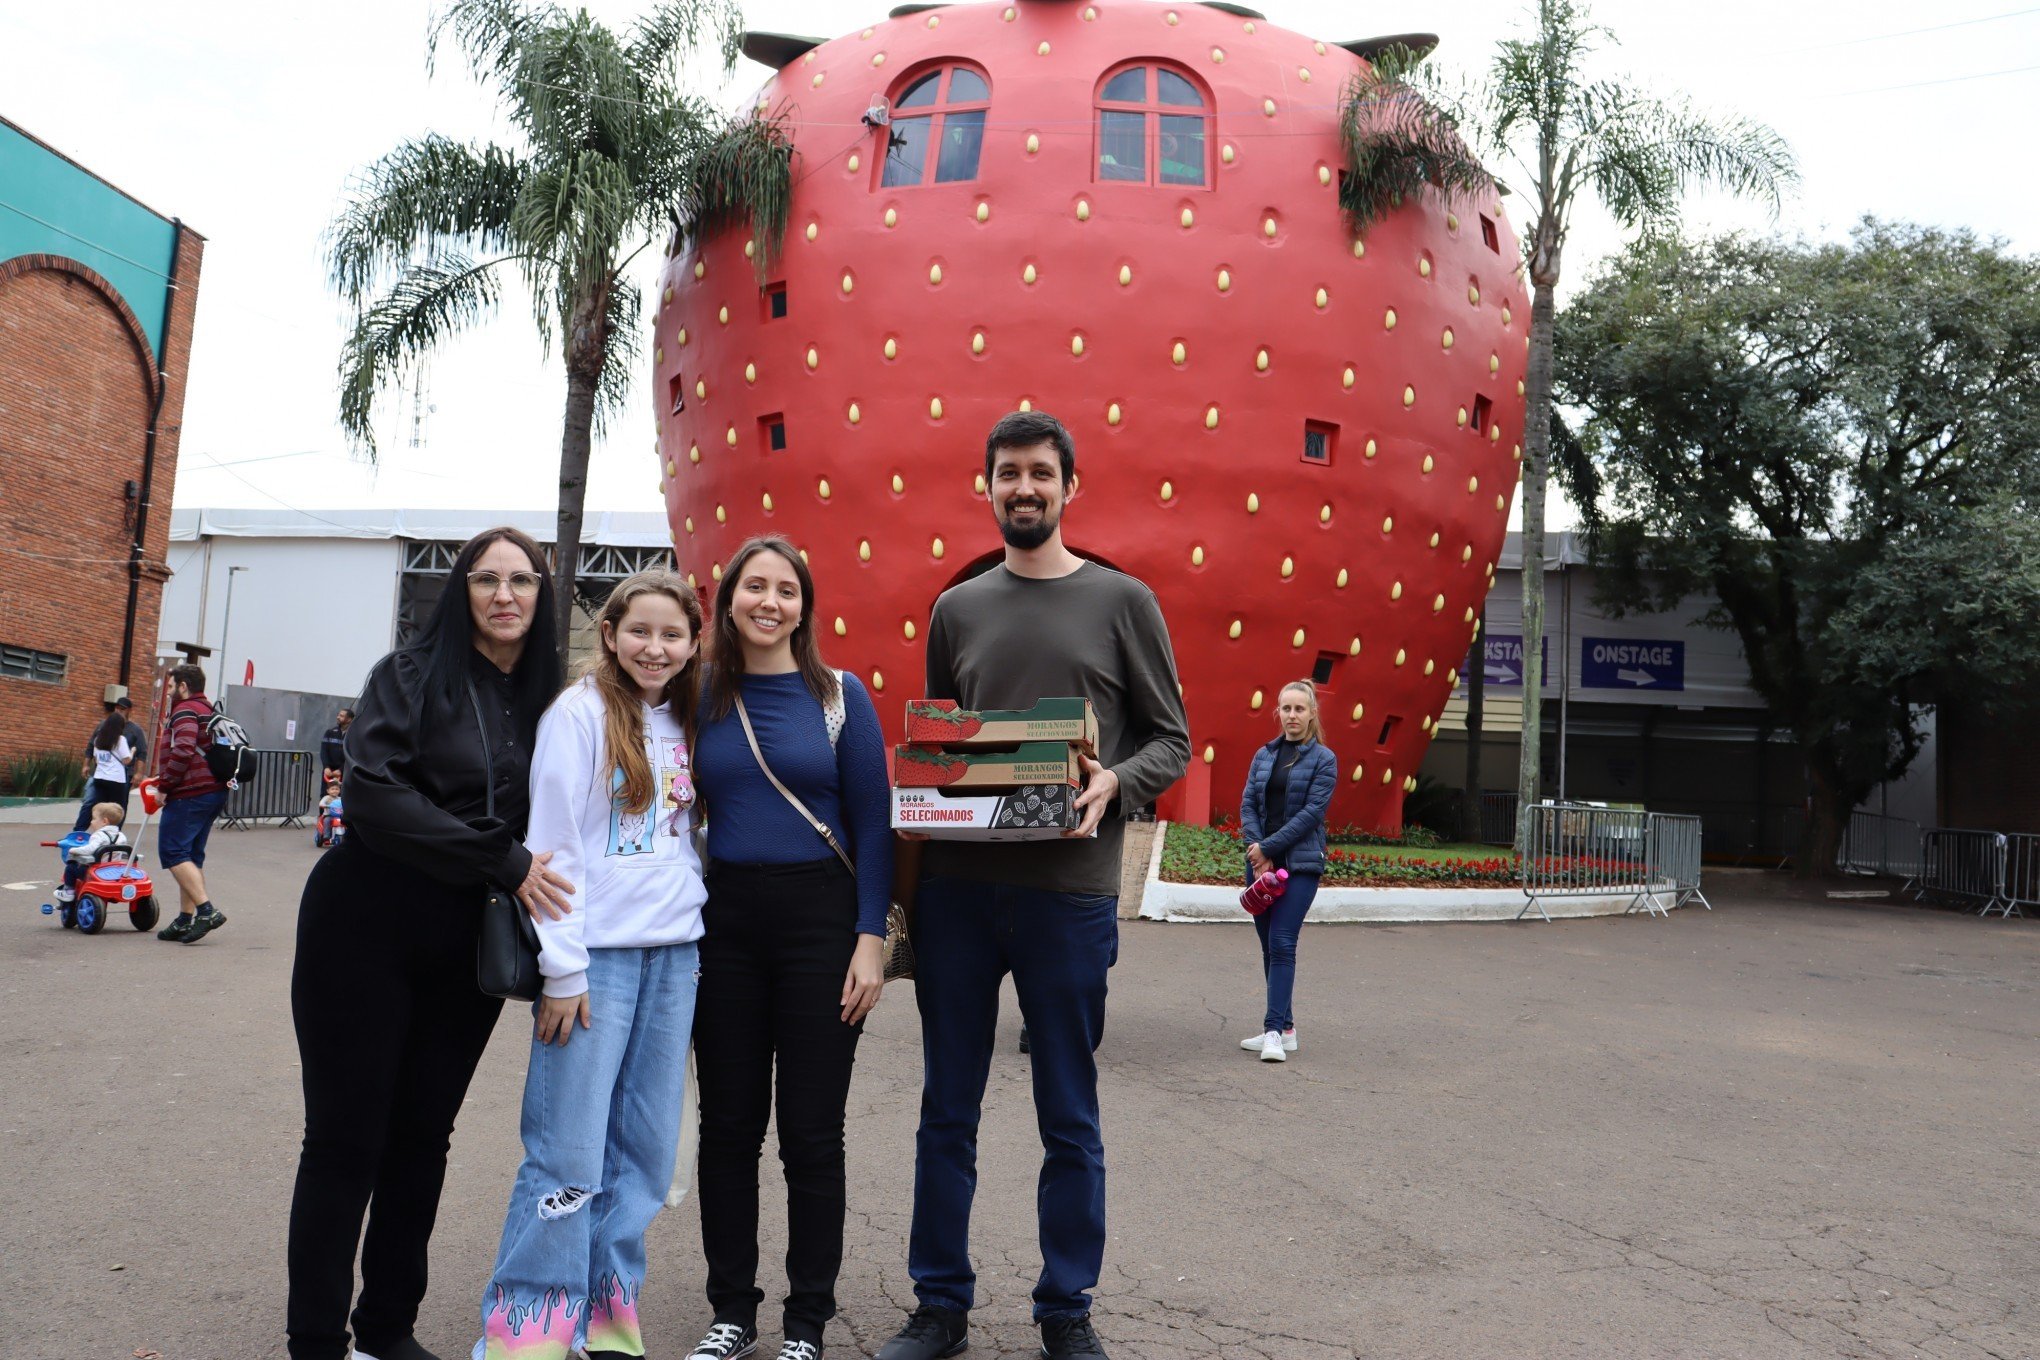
475;942;699;1360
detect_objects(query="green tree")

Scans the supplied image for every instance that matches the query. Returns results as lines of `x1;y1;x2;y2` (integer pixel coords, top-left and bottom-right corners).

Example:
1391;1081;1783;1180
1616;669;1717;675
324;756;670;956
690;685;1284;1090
1340;0;1796;845
328;0;791;634
1556;222;2040;873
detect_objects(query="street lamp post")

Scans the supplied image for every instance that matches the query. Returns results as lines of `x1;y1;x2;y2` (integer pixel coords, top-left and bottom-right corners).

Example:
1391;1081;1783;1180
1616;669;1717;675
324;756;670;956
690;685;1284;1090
218;566;248;698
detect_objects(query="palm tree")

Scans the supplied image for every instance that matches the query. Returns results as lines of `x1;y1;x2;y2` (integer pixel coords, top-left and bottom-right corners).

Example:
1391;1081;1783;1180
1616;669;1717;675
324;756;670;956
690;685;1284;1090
1341;0;1796;846
328;0;790;636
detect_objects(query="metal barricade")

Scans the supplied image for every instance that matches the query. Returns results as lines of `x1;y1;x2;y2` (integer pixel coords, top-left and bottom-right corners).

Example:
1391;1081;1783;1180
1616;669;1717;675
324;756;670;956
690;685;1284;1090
1643;813;1710;913
1478;790;1520;846
1913;829;2008;916
1837;811;1923;881
1996;833;2037;920
1518;803;1652;922
222;749;319;829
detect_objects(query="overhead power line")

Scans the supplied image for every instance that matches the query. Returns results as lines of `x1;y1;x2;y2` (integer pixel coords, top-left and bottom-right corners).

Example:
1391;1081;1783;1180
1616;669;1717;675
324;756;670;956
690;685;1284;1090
1836;60;2040;96
1783;4;2040;53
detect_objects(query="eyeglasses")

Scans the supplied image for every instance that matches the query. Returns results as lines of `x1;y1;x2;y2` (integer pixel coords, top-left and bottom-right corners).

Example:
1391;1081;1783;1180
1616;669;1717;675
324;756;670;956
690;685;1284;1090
467;570;544;598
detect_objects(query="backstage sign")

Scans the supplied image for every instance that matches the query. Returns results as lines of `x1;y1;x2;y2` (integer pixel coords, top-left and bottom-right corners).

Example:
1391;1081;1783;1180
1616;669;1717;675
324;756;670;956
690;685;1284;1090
1581;637;1685;691
1460;633;1547;688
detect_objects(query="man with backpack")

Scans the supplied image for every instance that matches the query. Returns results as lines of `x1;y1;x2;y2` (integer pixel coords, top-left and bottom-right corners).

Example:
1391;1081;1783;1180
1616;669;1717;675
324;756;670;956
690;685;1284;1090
156;663;231;944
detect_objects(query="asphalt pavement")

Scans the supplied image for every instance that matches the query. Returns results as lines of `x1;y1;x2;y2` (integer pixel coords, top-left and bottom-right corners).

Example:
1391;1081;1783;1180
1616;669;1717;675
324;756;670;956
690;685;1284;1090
2;824;2035;1359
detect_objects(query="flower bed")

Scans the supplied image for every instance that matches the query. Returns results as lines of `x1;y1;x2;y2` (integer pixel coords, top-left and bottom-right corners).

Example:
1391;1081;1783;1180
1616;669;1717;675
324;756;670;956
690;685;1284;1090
1162;822;1523;889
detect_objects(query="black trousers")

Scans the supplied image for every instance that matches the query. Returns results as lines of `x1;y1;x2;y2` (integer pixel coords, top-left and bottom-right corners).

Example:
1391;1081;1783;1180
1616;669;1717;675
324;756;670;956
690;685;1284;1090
285;840;504;1360
695;858;863;1345
73;778;129;831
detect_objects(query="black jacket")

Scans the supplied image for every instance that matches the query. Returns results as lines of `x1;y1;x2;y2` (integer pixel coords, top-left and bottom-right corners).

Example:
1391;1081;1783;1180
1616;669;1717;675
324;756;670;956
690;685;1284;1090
342;648;534;890
319;725;348;774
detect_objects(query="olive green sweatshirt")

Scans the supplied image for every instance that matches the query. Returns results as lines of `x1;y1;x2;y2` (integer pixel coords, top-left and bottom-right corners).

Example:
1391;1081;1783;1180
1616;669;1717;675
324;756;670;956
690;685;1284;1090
922;561;1192;894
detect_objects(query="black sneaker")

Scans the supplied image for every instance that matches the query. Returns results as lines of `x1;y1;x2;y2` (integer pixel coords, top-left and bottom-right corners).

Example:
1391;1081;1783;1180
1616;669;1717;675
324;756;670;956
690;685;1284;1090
157;912;194;942
1039;1314;1108;1359
182;905;227;943
353;1337;444;1360
684;1321;758;1360
1018;1025;1031;1054
875;1304;968;1360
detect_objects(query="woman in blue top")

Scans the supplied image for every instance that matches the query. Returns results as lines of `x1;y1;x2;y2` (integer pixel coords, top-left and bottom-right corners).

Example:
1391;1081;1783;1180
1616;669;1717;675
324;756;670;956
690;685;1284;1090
686;535;893;1360
1237;681;1338;1064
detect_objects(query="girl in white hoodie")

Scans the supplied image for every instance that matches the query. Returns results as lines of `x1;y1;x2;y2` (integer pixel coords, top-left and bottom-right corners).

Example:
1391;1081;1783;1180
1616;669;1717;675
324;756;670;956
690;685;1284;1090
477;569;707;1360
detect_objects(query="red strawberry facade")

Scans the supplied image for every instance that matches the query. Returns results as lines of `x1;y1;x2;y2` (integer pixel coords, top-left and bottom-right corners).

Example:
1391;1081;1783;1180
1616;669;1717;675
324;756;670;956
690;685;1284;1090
655;0;1527;831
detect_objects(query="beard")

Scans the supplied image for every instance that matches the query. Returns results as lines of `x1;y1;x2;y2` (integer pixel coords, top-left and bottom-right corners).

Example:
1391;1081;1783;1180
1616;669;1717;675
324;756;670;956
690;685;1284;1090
997;497;1059;549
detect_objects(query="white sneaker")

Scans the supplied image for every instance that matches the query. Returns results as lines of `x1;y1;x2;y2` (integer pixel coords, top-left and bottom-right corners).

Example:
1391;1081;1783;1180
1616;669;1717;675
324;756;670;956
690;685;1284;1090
1241;1029;1297;1052
1259;1031;1288;1062
687;1322;759;1360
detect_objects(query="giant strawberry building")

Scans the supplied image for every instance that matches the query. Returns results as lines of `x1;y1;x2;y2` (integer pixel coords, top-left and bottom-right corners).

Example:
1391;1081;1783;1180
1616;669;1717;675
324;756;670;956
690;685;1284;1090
654;0;1527;830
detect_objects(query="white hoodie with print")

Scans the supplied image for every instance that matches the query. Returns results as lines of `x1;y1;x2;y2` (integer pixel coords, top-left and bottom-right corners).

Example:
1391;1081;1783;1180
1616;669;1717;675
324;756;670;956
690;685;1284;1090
524;676;706;999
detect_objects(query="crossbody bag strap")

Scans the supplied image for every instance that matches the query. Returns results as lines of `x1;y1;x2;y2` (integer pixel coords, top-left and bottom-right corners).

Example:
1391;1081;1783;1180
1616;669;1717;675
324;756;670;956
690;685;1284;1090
733;690;856;876
466;678;495;821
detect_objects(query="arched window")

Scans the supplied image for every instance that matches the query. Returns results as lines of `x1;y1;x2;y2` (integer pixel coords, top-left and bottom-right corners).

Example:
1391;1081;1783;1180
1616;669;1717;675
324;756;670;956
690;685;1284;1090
1095;63;1210;187
880;64;991;188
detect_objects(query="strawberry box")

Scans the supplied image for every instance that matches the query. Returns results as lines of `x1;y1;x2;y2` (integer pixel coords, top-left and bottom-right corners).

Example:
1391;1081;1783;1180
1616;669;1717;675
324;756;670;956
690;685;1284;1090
890;741;1089;839
892;742;1083;790
890;784;1086;840
902;698;1098;754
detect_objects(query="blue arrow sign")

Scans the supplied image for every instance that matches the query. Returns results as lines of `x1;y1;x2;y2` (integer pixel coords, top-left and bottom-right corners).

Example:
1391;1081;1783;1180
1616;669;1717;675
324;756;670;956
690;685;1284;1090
1460;634;1547;688
1580;637;1684;691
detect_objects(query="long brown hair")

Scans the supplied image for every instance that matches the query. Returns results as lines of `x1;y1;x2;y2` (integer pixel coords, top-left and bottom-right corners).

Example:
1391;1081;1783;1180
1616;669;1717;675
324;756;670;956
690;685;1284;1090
590;569;703;815
705;534;840;721
92;709;127;753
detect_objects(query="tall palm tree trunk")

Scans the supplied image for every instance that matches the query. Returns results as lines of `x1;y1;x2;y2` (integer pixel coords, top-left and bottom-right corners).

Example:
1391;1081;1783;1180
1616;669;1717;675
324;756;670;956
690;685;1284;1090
553;366;598;641
552;278;613;641
1516;266;1560;848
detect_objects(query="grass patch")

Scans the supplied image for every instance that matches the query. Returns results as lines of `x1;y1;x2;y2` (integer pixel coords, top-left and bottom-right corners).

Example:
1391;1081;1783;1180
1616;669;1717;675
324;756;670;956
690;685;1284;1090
1162;821;1521;889
1344;840;1503;864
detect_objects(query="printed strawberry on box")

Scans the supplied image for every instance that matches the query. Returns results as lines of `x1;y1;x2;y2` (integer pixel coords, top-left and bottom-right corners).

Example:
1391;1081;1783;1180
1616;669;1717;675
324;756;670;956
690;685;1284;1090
892;742;1082;789
890;742;1088;839
902;698;1098;754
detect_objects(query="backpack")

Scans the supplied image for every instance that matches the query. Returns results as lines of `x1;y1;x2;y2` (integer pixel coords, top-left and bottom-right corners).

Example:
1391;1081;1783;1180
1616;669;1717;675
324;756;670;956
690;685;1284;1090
202;710;258;785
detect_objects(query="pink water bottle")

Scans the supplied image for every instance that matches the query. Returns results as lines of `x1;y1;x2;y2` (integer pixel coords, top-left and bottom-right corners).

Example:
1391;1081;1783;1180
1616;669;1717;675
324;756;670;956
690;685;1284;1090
1240;867;1289;916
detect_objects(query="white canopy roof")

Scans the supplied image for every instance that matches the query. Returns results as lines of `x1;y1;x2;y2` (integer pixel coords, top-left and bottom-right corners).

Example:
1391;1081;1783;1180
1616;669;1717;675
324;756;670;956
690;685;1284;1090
168;506;674;549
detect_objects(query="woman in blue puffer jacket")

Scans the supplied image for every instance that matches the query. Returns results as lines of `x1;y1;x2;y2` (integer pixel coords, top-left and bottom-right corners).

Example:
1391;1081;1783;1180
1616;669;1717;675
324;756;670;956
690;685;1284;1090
1237;680;1338;1063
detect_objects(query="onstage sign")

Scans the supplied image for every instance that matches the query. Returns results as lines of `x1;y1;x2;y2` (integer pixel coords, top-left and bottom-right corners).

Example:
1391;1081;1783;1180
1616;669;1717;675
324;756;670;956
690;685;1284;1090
1580;637;1685;691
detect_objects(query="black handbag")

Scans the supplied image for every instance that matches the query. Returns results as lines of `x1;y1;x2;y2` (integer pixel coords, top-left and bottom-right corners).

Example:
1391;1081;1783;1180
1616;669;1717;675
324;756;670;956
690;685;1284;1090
470;679;542;1001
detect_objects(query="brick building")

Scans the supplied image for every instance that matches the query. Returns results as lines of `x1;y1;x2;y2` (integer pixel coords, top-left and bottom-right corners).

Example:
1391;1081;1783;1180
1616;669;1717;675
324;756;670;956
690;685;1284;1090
0;115;203;787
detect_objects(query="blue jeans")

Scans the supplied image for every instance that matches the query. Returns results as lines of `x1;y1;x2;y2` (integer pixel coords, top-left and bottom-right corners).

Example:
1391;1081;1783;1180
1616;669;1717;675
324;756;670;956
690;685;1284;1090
909;875;1118;1321
478;942;699;1360
1253;872;1320;1032
157;789;226;869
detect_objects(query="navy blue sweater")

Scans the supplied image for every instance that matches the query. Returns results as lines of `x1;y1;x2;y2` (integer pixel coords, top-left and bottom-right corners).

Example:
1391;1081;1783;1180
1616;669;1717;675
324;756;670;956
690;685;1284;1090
695;670;894;937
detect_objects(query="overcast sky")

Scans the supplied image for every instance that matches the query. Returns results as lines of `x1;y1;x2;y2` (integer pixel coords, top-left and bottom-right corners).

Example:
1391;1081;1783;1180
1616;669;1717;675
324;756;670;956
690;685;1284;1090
7;0;2036;529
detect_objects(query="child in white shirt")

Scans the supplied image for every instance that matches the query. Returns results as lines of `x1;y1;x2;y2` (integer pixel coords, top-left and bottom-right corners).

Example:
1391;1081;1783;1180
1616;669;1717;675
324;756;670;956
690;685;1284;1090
476;569;707;1360
57;802;132;906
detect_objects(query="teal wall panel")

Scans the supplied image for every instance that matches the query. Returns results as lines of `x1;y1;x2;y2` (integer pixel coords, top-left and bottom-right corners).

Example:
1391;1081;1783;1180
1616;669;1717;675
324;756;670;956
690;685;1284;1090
0;122;178;362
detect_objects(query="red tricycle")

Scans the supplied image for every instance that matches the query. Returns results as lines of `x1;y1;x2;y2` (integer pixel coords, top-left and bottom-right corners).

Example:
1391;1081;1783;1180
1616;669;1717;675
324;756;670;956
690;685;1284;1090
38;777;162;934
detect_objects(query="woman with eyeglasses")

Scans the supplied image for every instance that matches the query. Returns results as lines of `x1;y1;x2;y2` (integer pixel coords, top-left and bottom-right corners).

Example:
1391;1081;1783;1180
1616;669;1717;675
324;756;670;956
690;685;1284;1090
286;527;573;1360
